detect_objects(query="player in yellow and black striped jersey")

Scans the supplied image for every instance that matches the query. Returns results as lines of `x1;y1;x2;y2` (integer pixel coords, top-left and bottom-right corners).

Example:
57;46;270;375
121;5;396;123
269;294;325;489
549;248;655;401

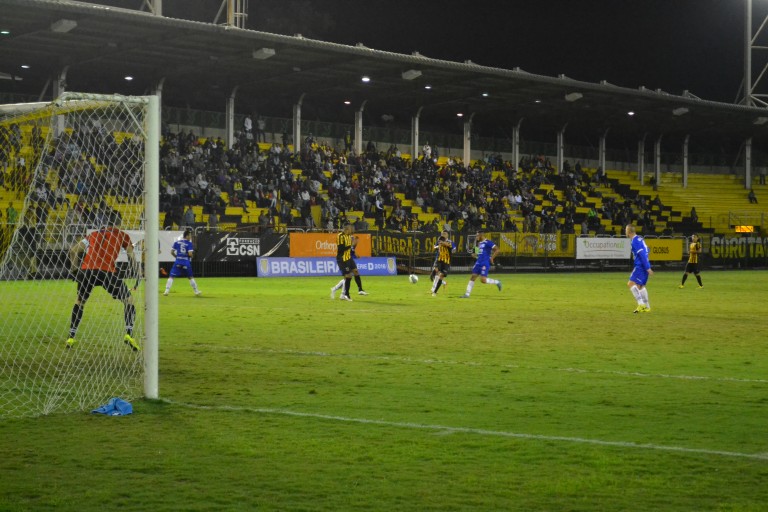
333;224;359;301
431;231;456;296
679;233;703;288
330;223;368;300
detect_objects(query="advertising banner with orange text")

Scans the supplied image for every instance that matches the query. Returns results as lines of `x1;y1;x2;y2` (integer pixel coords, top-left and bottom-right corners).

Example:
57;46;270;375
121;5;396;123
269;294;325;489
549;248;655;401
289;232;372;257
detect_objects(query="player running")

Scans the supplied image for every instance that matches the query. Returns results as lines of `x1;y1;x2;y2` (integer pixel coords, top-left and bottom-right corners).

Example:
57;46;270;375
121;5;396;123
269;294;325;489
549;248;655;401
626;224;654;313
66;214;141;351
460;229;502;298
431;230;455;296
163;228;201;296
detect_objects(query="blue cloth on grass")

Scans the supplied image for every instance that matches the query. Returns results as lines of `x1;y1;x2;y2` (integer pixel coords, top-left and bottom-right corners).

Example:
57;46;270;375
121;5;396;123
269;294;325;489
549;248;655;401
91;397;133;416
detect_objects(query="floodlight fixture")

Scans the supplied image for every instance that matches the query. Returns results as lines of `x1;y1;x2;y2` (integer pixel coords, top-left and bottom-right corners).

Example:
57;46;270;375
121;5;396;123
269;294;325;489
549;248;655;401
252;48;275;60
361;76;371;83
402;69;422;80
51;19;77;33
565;92;583;102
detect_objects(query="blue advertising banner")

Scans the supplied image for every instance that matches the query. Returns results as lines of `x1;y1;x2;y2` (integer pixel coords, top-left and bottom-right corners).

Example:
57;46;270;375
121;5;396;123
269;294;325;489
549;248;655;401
257;257;398;277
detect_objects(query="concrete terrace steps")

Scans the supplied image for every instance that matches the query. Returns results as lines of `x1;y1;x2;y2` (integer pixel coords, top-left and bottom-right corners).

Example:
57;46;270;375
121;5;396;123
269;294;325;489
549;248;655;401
608;170;766;232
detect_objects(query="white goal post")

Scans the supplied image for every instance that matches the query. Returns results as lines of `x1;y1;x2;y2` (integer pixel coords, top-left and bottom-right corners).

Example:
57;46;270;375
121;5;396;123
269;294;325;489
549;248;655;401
0;93;159;417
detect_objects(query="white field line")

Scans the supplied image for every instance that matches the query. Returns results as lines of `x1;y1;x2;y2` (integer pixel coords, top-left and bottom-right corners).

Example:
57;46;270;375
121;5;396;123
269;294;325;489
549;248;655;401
184;344;768;384
161;398;768;462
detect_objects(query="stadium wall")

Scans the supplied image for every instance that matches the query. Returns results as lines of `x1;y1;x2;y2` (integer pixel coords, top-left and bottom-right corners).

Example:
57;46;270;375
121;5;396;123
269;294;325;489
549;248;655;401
180;230;768;278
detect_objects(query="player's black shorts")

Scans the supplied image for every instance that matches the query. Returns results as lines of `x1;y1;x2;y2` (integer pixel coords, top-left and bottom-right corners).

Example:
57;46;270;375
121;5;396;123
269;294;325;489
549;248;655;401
434;260;451;276
337;258;357;275
684;262;700;274
76;269;130;302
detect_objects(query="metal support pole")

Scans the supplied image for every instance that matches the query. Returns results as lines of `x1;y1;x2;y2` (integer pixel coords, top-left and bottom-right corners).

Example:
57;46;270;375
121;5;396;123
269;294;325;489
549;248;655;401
411;107;423;163
354;100;367;156
463;113;475;166
599;129;609;176
153;77;165;109
53;66;69;136
292;93;305;153
556;124;567;174
146;0;162;15
745;137;753;188
638;135;646;184
226;86;238;148
682;135;690;188
746;0;753;106
512;119;523;175
654;136;662;190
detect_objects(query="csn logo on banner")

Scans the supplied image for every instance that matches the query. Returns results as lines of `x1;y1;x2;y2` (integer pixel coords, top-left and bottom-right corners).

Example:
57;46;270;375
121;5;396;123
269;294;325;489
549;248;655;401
226;237;260;257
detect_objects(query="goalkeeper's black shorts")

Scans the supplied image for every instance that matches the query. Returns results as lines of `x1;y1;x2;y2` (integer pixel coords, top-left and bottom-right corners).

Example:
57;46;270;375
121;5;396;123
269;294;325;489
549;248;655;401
76;269;130;302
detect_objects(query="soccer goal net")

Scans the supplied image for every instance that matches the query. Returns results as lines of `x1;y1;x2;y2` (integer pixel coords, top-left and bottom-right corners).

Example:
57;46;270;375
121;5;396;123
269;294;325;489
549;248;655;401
0;93;159;417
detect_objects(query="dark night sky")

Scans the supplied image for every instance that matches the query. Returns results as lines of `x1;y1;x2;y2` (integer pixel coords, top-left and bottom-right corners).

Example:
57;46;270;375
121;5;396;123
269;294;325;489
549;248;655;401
97;0;757;103
307;0;746;103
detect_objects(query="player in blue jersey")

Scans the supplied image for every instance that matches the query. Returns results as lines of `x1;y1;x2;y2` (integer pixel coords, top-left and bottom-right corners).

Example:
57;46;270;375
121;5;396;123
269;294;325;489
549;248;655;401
626;224;653;313
460;229;502;298
163;229;201;296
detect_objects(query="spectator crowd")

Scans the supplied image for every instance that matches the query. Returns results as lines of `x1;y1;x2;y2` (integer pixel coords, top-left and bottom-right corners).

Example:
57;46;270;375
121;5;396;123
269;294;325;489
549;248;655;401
1;119;689;240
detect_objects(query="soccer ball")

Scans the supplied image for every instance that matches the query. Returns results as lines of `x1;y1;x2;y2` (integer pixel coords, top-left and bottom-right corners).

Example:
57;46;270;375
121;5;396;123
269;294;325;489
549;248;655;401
409;274;419;284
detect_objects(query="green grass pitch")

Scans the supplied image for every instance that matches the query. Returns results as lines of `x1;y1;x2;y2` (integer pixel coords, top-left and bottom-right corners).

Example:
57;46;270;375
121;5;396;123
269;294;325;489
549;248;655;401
1;270;768;511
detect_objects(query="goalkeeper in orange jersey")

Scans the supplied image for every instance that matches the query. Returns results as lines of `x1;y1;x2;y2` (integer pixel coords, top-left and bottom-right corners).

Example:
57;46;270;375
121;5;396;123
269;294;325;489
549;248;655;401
66;214;141;351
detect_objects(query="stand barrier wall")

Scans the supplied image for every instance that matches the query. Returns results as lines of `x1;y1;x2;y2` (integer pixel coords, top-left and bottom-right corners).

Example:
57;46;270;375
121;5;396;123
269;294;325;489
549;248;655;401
173;230;768;277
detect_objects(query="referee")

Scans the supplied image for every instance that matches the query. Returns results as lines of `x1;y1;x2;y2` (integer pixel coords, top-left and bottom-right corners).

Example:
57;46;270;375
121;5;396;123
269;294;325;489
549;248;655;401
679;233;703;289
67;214;141;350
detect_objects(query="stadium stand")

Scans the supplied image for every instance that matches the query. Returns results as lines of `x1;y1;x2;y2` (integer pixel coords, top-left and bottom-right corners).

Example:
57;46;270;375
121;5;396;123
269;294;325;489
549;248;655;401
1;114;765;252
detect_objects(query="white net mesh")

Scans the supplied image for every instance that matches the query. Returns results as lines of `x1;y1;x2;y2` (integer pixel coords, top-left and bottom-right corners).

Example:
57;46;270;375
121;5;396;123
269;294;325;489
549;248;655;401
0;94;153;417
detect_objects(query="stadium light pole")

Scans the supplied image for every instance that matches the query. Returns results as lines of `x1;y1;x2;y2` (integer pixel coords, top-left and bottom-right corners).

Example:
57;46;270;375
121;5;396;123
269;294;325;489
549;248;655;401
743;0;768;107
746;0;753;106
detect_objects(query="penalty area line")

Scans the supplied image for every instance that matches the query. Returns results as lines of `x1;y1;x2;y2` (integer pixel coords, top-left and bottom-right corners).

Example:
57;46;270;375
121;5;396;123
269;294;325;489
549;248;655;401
161;399;768;462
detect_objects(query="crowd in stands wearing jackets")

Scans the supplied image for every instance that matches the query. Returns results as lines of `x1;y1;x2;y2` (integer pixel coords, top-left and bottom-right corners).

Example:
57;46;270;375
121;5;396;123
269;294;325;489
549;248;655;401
1;120;138;240
154;129;670;235
3;117;688;237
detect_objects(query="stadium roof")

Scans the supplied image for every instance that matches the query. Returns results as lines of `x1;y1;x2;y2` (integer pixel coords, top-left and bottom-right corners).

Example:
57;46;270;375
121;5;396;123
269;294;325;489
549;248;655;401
2;0;768;147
